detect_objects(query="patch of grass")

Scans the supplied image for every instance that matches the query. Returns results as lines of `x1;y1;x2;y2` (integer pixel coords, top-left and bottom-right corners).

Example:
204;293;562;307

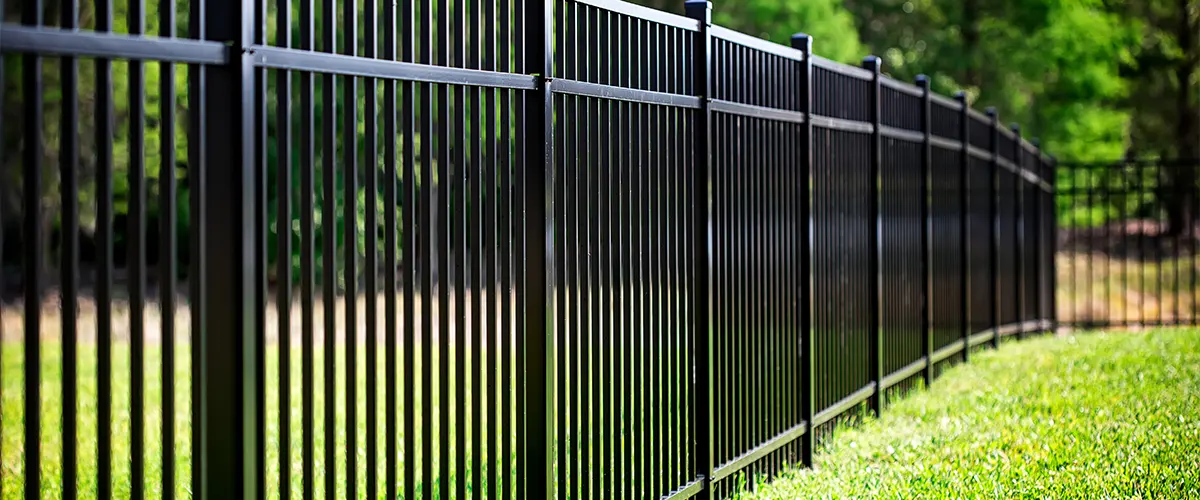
744;328;1200;499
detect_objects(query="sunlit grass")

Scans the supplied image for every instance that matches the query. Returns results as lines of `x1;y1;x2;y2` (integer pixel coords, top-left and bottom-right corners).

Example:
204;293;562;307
744;328;1200;499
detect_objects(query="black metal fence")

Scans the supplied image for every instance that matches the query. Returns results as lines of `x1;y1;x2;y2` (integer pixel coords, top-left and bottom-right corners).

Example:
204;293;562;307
0;0;1057;497
1057;159;1200;328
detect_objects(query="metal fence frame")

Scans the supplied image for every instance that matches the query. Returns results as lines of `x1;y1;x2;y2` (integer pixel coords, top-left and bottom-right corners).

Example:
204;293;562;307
0;0;1057;496
1056;159;1200;329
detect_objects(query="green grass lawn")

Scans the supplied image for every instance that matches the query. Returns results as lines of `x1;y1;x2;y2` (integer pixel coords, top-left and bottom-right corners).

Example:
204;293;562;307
5;309;1199;499
745;328;1200;499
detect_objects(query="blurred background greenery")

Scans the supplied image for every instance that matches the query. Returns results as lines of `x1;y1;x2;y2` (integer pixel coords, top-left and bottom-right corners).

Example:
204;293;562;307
1;0;1197;287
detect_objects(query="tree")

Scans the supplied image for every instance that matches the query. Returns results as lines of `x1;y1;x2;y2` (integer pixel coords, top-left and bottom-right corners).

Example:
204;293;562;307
631;0;866;63
844;0;1138;163
1118;0;1199;234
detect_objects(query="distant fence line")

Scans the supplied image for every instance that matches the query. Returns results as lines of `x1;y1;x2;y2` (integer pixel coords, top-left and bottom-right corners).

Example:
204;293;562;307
0;0;1056;498
1056;159;1200;328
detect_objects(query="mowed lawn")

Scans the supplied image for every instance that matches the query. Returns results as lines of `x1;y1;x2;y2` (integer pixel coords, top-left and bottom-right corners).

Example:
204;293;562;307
746;328;1200;499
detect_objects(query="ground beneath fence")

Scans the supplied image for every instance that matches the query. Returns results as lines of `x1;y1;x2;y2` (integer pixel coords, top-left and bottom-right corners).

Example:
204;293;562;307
743;328;1200;499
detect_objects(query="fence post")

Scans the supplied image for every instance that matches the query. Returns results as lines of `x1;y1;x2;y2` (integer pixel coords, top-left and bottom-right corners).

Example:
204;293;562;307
917;75;934;386
1028;137;1041;333
196;0;259;496
791;32;815;468
987;108;1001;348
863;56;884;416
1012;124;1024;338
1033;138;1045;332
956;91;970;363
1048;155;1058;331
685;1;714;496
523;0;555;496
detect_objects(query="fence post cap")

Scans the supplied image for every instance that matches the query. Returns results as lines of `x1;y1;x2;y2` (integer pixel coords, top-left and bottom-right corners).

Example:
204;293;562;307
791;33;812;51
1032;137;1041;149
914;74;930;88
985;107;998;119
861;55;881;72
953;90;967;102
684;0;712;17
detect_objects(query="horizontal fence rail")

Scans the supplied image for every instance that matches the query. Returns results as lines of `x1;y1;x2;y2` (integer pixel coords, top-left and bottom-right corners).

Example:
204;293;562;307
0;0;1057;497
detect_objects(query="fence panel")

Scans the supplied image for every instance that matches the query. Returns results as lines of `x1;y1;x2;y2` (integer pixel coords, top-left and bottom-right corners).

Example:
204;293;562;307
0;0;253;495
1022;146;1042;328
1056;160;1200;328
967;154;996;341
878;81;926;382
255;0;536;496
929;96;967;357
809;57;876;431
997;163;1020;330
707;26;807;498
551;1;700;498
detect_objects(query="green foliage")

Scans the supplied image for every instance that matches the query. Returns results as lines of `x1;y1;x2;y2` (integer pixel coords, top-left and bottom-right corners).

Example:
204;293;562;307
848;0;1139;163
713;0;865;63
1116;0;1200;159
630;0;866;62
744;328;1200;499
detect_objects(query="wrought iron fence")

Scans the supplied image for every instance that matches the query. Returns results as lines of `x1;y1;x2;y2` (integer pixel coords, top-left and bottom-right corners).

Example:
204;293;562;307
1056;159;1200;329
0;0;1056;497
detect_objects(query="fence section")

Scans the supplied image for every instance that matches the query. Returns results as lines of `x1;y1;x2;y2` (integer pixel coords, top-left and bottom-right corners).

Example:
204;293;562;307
878;78;926;387
706;24;808;499
551;2;700;497
0;0;1057;497
1057;160;1200;328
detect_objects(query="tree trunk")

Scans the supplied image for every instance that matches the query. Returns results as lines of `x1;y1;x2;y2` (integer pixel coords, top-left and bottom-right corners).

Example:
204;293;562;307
1166;0;1198;237
963;0;981;89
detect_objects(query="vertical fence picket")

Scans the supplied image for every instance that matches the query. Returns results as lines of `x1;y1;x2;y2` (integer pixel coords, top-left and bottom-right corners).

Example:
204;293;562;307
60;0;80;493
21;2;44;496
252;0;268;492
275;0;293;492
95;0;117;494
297;0;317;492
130;0;149;491
0;19;4;498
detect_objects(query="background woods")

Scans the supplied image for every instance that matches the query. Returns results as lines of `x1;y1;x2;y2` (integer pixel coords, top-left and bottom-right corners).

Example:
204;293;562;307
3;0;1198;287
